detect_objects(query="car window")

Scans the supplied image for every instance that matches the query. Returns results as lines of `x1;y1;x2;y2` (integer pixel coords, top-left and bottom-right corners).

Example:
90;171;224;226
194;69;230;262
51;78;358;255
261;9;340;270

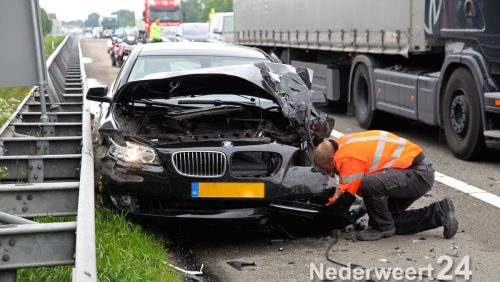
223;16;234;33
211;57;259;67
128;55;268;82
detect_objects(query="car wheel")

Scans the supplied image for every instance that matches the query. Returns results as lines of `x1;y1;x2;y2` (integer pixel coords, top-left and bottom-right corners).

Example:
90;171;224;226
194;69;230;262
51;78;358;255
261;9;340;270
352;63;379;129
442;67;484;160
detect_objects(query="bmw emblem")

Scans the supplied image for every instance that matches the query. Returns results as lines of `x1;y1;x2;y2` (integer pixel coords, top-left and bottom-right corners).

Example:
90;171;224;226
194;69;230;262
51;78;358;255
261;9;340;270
221;141;233;148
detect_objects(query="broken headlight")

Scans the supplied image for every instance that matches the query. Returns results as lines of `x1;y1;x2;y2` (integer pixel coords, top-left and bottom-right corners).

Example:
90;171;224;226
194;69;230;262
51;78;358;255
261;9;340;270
108;140;160;165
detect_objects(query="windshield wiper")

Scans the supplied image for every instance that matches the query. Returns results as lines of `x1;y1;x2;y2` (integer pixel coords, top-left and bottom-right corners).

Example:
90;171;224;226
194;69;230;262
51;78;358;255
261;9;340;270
134;99;179;107
177;99;256;108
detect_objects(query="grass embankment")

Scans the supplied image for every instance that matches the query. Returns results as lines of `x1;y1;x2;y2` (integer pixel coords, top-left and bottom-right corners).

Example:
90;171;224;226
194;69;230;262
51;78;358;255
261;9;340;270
18;209;178;281
44;36;65;59
4;35;179;281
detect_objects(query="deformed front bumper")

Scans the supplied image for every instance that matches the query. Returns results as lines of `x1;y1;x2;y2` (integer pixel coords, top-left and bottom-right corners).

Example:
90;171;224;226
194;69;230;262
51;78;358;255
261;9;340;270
100;143;335;221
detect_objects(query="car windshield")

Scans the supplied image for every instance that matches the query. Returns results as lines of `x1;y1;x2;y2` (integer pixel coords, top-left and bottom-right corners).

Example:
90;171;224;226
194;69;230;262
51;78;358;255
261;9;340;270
182;24;209;36
128;56;268;82
149;7;182;22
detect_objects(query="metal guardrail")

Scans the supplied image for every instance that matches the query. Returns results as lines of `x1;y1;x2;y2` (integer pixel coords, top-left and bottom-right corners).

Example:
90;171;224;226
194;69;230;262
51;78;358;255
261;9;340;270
0;33;96;281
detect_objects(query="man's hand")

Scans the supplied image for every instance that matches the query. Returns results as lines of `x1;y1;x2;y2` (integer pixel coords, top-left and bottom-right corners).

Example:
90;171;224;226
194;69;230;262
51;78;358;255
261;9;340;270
325;191;356;215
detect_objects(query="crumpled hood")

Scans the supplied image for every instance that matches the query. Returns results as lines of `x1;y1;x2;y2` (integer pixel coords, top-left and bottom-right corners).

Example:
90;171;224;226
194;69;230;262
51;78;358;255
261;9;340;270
113;62;317;123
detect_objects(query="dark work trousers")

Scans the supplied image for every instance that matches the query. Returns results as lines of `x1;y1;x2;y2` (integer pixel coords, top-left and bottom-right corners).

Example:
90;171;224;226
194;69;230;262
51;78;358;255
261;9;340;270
358;164;442;234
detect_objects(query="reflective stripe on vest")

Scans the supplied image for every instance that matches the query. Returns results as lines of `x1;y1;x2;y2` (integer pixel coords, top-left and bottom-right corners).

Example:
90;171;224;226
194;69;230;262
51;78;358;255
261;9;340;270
369;131;388;172
338;172;365;184
342;131;408;176
384;137;407;168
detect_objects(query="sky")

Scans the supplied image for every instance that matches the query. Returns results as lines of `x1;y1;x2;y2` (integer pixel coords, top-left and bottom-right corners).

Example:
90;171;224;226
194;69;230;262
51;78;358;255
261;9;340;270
40;0;143;21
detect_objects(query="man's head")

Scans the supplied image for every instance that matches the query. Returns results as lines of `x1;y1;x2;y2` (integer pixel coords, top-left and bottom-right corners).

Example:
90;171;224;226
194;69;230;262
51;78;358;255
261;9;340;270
314;140;337;175
154;17;160;24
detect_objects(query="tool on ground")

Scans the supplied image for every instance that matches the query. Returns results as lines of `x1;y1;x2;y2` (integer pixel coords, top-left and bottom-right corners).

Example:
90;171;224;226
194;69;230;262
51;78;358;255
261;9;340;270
227;261;257;271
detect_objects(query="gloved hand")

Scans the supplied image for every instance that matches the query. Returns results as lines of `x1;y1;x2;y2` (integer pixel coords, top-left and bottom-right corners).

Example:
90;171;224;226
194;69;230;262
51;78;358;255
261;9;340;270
322;192;356;216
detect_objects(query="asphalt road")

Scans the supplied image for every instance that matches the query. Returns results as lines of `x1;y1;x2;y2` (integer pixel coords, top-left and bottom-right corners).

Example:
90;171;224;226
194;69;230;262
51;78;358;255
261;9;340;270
81;39;500;281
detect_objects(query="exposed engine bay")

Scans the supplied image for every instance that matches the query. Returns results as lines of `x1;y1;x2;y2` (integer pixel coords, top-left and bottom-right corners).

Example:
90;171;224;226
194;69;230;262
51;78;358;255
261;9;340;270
113;97;307;148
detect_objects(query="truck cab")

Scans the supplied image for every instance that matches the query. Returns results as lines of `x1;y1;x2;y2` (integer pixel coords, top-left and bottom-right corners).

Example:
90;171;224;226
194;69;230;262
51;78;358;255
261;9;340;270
208;12;234;43
143;0;183;41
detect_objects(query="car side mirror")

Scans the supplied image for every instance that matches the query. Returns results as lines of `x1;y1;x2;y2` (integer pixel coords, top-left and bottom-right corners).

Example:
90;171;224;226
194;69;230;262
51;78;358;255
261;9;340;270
213;27;222;34
86;86;111;103
310;90;328;107
270;53;282;63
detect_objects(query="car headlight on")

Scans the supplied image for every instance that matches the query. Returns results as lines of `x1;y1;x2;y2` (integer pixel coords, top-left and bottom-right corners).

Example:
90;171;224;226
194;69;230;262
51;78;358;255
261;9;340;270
108;140;160;165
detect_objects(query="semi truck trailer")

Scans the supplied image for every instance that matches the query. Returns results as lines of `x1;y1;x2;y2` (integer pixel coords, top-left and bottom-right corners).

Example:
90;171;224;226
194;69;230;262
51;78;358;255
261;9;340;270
234;0;500;160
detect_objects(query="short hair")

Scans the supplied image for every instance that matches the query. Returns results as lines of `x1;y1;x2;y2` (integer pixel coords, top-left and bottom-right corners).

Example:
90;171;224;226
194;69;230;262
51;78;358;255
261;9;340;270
314;140;335;165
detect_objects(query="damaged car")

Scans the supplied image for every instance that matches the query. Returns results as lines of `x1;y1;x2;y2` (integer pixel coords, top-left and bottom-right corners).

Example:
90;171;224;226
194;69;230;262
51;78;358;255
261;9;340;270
87;62;351;227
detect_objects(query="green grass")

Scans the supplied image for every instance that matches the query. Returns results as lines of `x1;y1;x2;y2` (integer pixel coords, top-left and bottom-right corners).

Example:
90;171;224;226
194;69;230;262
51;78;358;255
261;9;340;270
44;36;65;59
0;89;24;127
17;209;178;281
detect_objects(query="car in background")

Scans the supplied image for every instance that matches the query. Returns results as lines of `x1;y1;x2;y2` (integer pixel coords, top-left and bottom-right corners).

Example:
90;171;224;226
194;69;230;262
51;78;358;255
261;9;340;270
208;12;234;43
162;26;179;42
83;32;93;39
86;61;337;224
174;23;209;42
102;29;113;38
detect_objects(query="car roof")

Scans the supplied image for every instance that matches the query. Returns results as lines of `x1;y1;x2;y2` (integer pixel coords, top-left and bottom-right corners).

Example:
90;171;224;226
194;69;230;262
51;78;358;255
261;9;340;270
138;42;269;59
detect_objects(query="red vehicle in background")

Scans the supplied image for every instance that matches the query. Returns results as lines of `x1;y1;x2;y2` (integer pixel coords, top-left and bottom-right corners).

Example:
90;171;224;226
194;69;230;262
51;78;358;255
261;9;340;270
139;0;183;42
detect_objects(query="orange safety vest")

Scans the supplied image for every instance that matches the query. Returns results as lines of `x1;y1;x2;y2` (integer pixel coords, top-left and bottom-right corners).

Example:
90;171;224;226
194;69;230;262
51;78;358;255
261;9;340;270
327;130;423;205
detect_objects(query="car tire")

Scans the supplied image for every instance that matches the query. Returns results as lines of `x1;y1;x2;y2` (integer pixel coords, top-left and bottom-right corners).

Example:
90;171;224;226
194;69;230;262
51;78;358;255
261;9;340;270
352;63;379;129
442;67;485;160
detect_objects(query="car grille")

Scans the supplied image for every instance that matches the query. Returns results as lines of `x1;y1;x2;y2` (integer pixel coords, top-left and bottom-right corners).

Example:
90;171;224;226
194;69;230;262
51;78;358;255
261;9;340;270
171;151;227;178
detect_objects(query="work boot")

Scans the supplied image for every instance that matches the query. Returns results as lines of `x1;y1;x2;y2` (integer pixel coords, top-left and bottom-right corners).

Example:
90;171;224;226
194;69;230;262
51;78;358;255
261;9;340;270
439;198;458;239
357;226;396;241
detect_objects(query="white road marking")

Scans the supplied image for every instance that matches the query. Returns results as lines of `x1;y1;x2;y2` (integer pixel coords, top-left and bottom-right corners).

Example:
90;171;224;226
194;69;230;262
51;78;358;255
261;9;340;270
330;129;500;209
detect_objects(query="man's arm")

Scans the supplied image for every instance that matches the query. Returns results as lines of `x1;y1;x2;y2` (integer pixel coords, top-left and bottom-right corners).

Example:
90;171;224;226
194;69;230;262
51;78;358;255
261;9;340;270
326;158;366;205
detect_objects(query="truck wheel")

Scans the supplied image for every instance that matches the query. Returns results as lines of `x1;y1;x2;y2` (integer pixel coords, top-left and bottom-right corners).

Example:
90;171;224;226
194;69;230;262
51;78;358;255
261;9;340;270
352;64;378;129
442;67;484;160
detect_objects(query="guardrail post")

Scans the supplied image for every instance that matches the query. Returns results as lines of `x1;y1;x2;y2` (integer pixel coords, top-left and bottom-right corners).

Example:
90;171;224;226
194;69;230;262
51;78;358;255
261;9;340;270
29;0;49;123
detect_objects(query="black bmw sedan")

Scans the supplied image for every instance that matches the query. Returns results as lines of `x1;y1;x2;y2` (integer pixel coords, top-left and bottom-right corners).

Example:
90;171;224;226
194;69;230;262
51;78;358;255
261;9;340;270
87;43;345;224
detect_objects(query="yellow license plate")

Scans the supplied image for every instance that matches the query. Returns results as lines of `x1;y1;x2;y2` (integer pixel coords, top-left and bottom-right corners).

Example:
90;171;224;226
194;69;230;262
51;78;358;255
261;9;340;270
191;182;265;198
